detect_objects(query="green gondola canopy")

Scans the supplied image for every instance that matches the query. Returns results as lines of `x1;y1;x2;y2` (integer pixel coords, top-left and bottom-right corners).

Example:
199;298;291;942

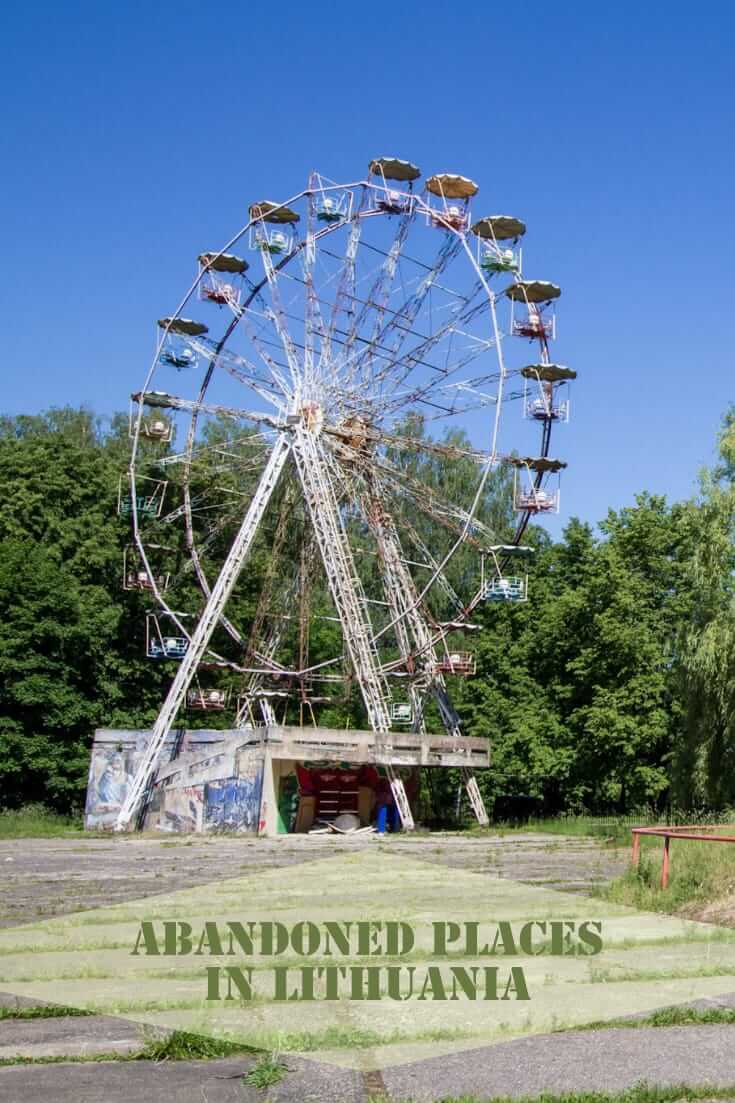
505;280;561;304
157;317;209;336
133;391;173;409
486;544;535;558
426;173;479;199
508;456;567;473
249;200;300;224
471;215;526;241
368;156;421;182
198;252;249;274
520;363;577;383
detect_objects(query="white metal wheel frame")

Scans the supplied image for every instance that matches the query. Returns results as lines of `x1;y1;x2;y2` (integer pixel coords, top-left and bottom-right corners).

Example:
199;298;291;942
116;167;567;830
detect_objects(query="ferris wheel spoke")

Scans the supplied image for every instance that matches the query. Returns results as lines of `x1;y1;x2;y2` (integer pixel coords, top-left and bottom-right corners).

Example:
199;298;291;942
370;293;487;398
322;197;367;369
189;339;286;407
236;313;295;404
157;433;272;473
338;211;416;381
400;515;464;615
370;460;494;549
301;183;328;393
134;391;284;431
368;427;490;466
249;251;302;393
350;442;496;541
376;332;505;420
351;235;463;392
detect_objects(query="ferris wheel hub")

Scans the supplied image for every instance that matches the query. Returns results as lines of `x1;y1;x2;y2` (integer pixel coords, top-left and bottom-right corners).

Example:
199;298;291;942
299;402;324;434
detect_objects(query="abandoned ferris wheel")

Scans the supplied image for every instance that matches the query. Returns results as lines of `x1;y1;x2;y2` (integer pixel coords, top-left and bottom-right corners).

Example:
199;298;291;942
115;158;574;832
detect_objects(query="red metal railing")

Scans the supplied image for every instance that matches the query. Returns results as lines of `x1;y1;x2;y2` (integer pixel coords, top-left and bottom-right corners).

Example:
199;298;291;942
631;825;735;888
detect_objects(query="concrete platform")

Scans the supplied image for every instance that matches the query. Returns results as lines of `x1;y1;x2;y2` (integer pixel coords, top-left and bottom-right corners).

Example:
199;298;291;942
85;726;489;834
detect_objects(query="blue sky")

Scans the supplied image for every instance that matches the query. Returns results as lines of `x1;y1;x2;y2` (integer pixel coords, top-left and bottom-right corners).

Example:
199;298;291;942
2;1;733;533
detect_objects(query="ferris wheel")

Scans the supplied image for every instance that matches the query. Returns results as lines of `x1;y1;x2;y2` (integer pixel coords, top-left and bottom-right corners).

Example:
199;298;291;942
115;158;573;831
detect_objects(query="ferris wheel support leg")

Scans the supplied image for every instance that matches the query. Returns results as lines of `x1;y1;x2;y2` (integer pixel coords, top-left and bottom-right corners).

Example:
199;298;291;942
431;680;489;826
387;772;414;832
291;429;414;831
462;768;490;827
114;436;291;832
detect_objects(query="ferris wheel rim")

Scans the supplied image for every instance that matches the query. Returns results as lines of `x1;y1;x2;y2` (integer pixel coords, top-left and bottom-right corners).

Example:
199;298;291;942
128;170;559;689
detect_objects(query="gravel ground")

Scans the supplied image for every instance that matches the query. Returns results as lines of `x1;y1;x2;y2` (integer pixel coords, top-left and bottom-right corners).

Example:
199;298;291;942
5;831;695;1103
0;831;626;929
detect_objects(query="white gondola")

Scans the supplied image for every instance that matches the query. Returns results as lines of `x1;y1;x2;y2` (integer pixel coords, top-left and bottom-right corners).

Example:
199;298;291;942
512;304;555;340
434;652;476;676
514;486;560;514
390;702;413;724
425;173;478;232
248;200;299;256
122;546;171;593
480;245;521;276
142;418;172;441
521;363;574;423
252;226;293;256
157;318;206;370
146;615;189;660
186;687;230;711
197;252;248;310
369;157;420;214
315;192;351;224
507;282;560;341
117;474;167;518
159;343;198;370
525;396;569;422
483;576;527;603
508;458;565;516
124;568;169;593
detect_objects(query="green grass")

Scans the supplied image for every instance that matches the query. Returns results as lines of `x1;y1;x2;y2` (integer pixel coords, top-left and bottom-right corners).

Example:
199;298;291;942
569;1005;735;1030
598;832;735;914
371;1086;735;1103
0;1004;93;1020
0;804;82;838
0;1028;259;1067
464;814;652;845
243;1051;288;1088
248;1024;474;1053
138;1029;258;1061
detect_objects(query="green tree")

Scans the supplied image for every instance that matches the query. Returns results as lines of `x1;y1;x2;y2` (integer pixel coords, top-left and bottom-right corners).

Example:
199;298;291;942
673;409;735;808
464;498;685;816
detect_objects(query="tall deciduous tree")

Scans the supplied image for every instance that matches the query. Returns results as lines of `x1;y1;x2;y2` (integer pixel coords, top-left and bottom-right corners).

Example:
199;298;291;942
673;409;735;808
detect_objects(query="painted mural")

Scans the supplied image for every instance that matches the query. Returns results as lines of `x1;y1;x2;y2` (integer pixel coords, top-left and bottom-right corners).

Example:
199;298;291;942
204;769;263;833
84;746;139;829
85;730;263;832
158;785;205;833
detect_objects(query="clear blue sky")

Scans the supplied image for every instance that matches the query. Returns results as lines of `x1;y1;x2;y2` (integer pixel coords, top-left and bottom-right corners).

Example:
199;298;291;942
2;1;733;532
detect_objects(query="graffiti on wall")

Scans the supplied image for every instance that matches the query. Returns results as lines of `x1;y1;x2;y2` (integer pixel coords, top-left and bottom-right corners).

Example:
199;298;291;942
204;768;263;833
158;785;204;833
84;731;263;832
85;748;138;828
